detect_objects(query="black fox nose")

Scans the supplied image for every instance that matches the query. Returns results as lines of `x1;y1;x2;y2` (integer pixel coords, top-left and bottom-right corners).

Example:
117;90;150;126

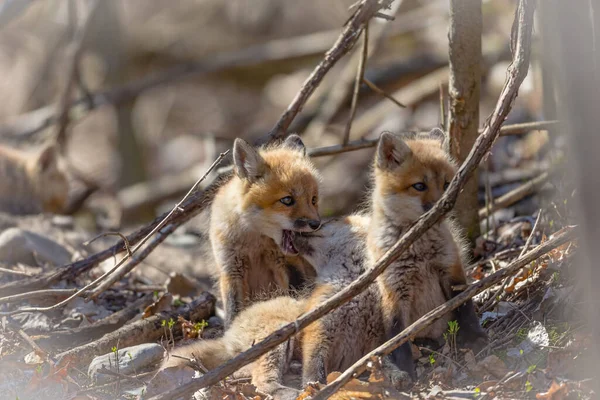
308;220;321;230
423;202;433;212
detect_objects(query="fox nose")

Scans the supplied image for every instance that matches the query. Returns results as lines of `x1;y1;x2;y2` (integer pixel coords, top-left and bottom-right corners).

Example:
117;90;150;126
423;202;433;212
308;219;321;230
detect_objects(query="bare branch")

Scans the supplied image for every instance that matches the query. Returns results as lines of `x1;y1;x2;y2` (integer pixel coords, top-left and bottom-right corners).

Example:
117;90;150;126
54;0;99;150
148;1;536;398
314;226;575;399
478;172;549;218
266;0;394;141
86;150;228;300
0;288;79;305
363;77;406;108
342;24;369;145
308;120;558;158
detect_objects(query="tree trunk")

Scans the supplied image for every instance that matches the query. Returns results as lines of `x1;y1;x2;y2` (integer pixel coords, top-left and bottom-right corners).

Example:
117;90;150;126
448;0;482;244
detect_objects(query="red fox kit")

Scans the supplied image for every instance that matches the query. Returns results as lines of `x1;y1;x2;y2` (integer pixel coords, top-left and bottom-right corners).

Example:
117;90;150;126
369;130;487;361
294;130;487;386
211;134;321;327
0;143;68;215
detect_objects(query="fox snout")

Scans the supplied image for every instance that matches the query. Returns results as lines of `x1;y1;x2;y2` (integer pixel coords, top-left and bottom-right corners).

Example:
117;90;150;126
294;218;321;231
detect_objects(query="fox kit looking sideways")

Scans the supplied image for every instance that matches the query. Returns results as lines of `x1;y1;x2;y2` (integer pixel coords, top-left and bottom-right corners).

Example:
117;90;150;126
370;130;487;359
0;143;68;215
211;134;321;327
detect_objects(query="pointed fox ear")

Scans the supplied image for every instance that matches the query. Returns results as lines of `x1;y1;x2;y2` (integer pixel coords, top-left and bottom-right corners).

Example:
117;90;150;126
36;144;58;172
376;132;412;170
427;127;446;145
233;138;267;182
282;134;306;156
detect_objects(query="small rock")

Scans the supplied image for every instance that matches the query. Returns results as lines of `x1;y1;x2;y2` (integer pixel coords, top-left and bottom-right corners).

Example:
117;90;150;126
478;355;508;379
0;227;71;266
88;343;165;383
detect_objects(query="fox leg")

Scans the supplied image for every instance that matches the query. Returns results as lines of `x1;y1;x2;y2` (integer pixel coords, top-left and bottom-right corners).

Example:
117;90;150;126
387;315;417;381
220;270;245;328
444;263;488;351
252;341;299;400
301;321;329;386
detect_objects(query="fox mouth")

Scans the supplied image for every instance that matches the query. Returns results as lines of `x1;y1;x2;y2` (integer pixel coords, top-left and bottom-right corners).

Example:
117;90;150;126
281;230;299;255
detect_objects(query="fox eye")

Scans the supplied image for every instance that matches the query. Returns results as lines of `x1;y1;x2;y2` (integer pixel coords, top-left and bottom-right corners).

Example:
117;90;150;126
312;196;318;205
443;182;449;191
412;182;427;192
280;196;295;206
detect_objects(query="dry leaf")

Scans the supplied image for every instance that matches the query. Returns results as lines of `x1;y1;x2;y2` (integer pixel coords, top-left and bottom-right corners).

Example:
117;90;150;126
536;381;568;400
143;293;173;318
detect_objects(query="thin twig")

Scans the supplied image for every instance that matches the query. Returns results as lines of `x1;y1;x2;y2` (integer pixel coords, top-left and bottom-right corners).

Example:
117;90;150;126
148;1;536;398
0;151;228;316
87;150;228;300
0;267;33;277
479;172;549;218
439;82;446;128
307;120;558;158
520;210;543;257
54;0;99;150
363;77;406;108
314;227;575;399
84;232;133;258
0;288;80;305
342;24;369;145
267;0;394;140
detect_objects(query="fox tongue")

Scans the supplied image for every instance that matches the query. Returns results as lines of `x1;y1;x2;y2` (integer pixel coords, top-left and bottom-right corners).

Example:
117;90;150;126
282;230;298;255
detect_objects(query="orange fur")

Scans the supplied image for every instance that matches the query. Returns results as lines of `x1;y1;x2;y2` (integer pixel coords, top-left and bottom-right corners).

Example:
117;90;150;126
368;130;487;348
211;135;321;327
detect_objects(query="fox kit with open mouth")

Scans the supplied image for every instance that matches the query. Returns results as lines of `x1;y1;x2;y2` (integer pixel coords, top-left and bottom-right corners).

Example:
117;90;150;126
211;134;321;327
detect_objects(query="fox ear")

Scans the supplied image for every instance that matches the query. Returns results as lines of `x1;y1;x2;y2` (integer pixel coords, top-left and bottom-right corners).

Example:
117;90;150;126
282;134;306;156
233;138;267;182
376;132;412;170
36;144;58;172
427;127;446;145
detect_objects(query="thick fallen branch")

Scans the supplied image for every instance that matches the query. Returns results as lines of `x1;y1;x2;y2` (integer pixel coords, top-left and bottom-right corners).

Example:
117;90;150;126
56;292;215;366
479;172;549;218
314;226;576;399
149;1;536;398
